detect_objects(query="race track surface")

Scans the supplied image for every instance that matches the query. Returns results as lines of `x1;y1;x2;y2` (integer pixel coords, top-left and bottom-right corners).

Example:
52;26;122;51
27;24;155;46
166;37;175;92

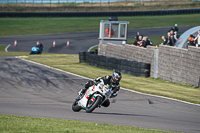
0;56;200;133
0;26;194;54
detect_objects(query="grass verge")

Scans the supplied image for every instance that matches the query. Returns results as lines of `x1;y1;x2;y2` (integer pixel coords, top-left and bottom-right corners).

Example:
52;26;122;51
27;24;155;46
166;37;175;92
0;14;200;36
0;114;178;133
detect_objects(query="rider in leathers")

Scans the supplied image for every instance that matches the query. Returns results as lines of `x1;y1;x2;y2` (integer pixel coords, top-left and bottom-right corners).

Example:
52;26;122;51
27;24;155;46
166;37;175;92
78;71;122;107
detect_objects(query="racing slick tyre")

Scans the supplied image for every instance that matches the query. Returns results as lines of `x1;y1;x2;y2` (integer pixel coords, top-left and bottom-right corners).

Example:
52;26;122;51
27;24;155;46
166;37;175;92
72;98;82;112
86;96;102;113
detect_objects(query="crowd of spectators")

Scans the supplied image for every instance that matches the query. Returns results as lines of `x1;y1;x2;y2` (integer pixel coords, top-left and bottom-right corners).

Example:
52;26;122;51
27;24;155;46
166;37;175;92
131;24;200;48
131;32;153;48
160;24;179;46
160;24;200;47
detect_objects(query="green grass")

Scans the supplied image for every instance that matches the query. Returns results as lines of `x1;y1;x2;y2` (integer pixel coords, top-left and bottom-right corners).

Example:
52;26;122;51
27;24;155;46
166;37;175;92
0;114;178;133
0;14;200;36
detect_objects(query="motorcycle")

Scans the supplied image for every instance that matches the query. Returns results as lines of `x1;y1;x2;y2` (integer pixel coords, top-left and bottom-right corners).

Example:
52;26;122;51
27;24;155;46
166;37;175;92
72;80;113;113
29;43;43;55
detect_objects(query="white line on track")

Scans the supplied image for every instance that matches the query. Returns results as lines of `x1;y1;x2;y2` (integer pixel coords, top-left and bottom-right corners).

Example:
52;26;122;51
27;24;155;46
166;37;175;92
5;44;10;52
16;56;200;107
88;44;98;52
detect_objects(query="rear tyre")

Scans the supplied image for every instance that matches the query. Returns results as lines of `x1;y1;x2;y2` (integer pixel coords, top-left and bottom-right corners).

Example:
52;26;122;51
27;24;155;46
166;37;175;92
72;99;82;112
86;96;102;113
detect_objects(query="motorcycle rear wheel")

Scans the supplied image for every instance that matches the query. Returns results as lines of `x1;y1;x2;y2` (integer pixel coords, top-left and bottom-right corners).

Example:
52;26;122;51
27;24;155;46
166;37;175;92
72;99;82;112
86;96;102;113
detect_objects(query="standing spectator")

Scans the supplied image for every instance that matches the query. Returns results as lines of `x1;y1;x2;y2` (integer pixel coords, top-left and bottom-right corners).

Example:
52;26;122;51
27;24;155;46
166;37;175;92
170;30;174;36
133;32;140;45
161;36;167;45
194;30;200;47
142;36;147;48
172;24;178;33
137;35;143;47
187;34;195;46
161;32;175;46
142;36;153;48
174;31;179;42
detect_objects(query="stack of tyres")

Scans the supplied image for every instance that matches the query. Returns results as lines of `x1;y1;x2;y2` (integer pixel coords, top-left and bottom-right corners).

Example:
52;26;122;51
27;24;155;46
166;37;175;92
79;51;86;63
130;62;150;77
98;55;106;69
119;59;128;74
85;52;91;65
79;51;151;78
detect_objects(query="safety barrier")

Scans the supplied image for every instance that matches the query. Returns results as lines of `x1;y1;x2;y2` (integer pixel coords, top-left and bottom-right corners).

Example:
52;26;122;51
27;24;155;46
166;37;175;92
0;8;200;17
79;51;150;77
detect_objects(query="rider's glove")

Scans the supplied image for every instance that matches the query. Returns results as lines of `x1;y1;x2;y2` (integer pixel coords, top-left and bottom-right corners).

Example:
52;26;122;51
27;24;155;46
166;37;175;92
78;90;83;96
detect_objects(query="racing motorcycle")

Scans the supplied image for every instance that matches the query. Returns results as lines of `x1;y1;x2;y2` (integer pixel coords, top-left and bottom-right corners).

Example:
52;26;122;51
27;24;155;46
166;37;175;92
72;80;113;113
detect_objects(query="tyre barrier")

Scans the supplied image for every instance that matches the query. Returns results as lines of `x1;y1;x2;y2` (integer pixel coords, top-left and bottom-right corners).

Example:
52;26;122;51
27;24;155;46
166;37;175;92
79;51;150;77
79;51;86;63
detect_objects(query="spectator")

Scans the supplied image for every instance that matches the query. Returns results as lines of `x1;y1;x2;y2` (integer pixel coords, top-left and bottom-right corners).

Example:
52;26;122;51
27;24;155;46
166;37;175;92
161;36;166;45
187;34;195;46
174;31;179;42
142;36;153;48
170;30;174;36
133;32;140;45
172;24;178;33
161;32;175;46
141;36;147;48
146;36;153;46
194;30;200;47
137;35;143;47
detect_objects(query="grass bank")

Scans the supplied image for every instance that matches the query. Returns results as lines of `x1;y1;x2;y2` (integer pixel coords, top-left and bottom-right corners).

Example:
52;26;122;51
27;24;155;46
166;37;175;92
0;114;178;133
0;14;200;36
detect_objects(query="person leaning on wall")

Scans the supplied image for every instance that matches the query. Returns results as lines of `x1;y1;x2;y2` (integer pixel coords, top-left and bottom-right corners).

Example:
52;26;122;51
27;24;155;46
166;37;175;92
194;30;200;47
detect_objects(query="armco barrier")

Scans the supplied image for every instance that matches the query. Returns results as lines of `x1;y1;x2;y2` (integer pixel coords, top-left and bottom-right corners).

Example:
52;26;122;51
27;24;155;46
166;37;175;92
1;8;200;17
79;51;150;77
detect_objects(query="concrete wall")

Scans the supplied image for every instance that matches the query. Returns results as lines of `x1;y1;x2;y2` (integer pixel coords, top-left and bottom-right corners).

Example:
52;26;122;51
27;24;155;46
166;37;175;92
158;45;200;86
98;43;200;86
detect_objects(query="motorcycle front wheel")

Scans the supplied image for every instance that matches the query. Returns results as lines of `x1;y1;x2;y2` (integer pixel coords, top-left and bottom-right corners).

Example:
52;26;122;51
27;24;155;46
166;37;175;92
72;98;82;112
86;96;102;113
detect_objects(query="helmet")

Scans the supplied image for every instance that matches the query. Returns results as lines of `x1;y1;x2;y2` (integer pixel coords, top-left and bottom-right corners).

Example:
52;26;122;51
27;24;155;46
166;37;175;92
112;71;122;84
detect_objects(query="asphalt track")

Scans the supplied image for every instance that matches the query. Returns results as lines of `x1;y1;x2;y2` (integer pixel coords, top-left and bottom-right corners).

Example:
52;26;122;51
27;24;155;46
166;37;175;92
0;26;200;133
0;26;194;54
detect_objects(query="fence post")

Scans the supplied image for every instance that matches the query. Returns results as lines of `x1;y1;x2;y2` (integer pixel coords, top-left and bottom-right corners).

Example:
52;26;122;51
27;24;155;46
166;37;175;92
153;48;159;78
198;76;200;88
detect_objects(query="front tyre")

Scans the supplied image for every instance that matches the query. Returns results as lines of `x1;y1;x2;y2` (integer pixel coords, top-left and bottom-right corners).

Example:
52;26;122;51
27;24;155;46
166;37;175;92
86;96;102;113
72;99;82;112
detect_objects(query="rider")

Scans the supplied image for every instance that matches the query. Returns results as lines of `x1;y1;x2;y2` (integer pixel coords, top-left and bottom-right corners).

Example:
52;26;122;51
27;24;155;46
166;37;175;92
78;71;122;107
